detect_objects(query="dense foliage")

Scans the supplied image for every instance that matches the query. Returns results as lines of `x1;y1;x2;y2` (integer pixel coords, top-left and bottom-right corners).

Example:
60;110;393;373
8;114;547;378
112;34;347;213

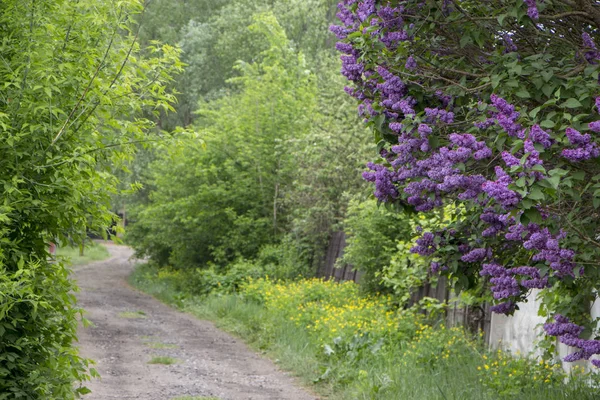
0;0;181;396
333;0;600;365
127;7;373;276
136;0;340;130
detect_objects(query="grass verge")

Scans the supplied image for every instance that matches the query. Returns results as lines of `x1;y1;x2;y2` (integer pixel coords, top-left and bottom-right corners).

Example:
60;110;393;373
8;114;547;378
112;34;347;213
129;262;598;400
148;356;178;365
56;241;110;266
118;311;147;319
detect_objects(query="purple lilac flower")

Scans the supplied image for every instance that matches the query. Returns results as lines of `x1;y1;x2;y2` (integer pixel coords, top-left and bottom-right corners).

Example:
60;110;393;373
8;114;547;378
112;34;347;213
589;121;600;132
424;108;454;124
529;125;553;148
523;0;539;19
461;248;490;262
501;151;520;167
582;33;600;63
418;124;432;138
363;162;398;201
430;262;447;274
491;302;516;314
562;127;600;162
490;95;524;138
340;55;364;81
435;90;452;108
502;34;517;53
411;232;439;256
482;166;521;208
544;315;600;367
480;209;508;237
405;56;417;70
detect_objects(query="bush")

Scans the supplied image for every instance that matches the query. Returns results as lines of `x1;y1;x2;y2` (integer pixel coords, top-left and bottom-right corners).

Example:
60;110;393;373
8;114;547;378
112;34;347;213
0;261;92;398
342;198;413;293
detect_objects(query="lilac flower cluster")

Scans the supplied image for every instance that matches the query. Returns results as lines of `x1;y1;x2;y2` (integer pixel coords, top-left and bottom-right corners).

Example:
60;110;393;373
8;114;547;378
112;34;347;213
582;33;600;63
562;127;600;162
545;315;600;367
482;167;520;208
523;0;539;20
481;262;549;302
362;162;398;201
430;261;448;273
502;34;518;53
461;248;491;263
411;232;440;256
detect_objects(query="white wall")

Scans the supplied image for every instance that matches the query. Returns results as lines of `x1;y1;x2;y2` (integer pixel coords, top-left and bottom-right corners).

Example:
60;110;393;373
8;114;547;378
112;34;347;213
488;289;599;372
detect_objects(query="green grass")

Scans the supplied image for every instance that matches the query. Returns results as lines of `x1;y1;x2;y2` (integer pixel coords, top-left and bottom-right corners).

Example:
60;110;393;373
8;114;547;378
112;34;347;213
129;263;598;400
148;356;179;365
118;311;147;319
145;342;178;349
56;241;110;266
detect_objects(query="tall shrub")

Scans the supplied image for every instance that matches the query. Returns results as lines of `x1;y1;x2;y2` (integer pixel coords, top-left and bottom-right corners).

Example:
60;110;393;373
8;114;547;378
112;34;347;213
334;0;600;365
0;0;181;396
127;13;319;268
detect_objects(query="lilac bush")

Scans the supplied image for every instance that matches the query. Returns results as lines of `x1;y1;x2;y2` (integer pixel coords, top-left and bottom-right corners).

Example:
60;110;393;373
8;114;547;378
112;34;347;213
334;0;600;366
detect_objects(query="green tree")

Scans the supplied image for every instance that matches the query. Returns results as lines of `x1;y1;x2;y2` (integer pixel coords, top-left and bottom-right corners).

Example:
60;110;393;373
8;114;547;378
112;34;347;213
0;0;182;396
128;13;318;269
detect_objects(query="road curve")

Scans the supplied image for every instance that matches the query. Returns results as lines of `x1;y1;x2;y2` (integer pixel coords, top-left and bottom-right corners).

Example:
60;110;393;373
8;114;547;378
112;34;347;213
75;243;318;400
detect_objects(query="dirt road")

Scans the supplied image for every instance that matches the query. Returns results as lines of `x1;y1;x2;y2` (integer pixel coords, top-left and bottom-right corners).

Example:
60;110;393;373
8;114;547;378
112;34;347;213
75;243;318;400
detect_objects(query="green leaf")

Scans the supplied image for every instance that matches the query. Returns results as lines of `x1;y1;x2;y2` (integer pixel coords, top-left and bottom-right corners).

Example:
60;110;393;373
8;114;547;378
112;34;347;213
561;98;583;109
546;175;561;189
529;107;541;119
527;187;545;201
524;208;543;224
540;120;555;128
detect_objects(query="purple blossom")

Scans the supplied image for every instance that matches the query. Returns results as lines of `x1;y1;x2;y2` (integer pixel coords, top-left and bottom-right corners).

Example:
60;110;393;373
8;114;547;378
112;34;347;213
582;33;600;63
363;162;398;201
490;302;516;314
562;128;599;162
501;151;520;167
529;125;553;148
502;34;517;53
430;262;447;274
405;56;417;70
589;121;600;132
435;90;452;108
544;315;600;367
523;0;539;20
461;248;489;262
490;95;524;138
340;55;364;81
482;167;520;208
411;232;439;256
418;124;432;138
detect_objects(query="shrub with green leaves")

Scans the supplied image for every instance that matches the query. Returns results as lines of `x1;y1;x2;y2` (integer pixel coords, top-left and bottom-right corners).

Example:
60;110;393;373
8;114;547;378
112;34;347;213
0;0;181;396
341;198;414;292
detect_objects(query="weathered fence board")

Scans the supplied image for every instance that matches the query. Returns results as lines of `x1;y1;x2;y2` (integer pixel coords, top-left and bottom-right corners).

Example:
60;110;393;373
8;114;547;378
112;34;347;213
319;231;491;341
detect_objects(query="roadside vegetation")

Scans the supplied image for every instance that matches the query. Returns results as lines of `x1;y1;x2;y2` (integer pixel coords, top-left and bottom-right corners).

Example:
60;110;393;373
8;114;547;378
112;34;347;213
56;242;110;267
124;0;600;398
5;0;600;397
130;263;597;400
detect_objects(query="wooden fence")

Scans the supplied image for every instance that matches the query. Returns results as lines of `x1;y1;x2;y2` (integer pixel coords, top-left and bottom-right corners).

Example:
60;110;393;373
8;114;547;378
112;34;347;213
318;231;492;341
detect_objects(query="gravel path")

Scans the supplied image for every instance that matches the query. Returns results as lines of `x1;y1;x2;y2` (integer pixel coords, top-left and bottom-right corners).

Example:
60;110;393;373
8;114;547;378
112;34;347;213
75;243;318;400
